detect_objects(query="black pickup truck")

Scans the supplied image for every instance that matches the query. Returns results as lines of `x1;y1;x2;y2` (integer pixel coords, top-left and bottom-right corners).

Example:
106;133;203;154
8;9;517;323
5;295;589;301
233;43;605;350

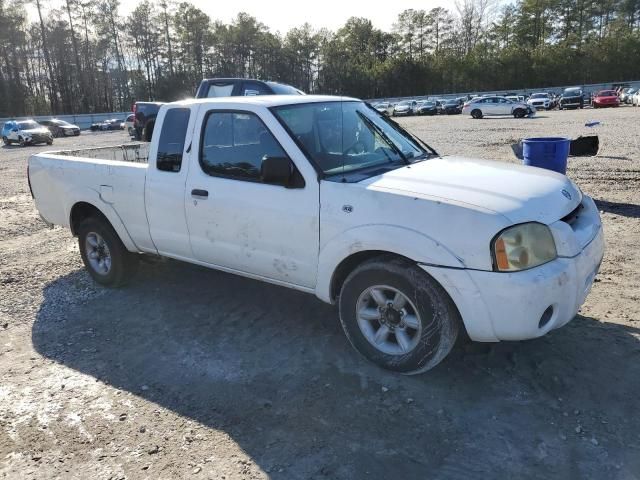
195;78;304;98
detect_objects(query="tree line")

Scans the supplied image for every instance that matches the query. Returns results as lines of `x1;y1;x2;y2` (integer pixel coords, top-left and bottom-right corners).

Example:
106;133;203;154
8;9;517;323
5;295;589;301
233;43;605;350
1;0;640;116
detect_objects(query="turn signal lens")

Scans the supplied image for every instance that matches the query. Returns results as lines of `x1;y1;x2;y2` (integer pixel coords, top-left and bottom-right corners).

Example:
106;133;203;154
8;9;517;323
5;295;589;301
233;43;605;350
492;223;557;272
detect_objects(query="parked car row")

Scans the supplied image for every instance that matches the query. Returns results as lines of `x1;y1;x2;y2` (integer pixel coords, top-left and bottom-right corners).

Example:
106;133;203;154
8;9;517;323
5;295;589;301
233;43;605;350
90;118;126;131
373;98;466;117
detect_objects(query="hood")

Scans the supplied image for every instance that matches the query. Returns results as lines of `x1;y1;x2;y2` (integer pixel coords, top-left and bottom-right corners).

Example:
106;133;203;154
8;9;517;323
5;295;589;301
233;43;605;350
22;127;50;135
395;105;410;110
361;156;581;225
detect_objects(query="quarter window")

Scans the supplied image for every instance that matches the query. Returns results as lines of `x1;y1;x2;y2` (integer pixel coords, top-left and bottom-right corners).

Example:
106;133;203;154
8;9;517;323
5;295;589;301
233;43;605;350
200;111;288;181
156;108;191;173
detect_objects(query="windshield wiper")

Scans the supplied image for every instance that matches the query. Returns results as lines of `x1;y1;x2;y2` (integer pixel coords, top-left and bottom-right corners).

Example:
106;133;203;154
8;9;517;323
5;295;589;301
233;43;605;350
383;114;439;157
356;111;409;165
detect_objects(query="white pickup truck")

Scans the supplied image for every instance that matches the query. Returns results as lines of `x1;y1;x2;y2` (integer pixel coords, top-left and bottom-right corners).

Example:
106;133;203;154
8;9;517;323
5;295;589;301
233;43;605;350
28;95;604;374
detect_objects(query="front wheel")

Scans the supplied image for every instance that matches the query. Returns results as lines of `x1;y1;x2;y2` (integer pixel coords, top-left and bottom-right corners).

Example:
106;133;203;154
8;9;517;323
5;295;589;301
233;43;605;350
2;136;9;145
338;256;460;374
78;217;138;287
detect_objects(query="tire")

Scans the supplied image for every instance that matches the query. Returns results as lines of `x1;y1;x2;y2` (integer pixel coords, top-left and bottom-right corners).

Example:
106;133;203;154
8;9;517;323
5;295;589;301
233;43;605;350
46;139;53;145
2;136;9;145
77;217;138;287
19;137;26;147
338;255;460;374
513;108;526;119
471;109;483;119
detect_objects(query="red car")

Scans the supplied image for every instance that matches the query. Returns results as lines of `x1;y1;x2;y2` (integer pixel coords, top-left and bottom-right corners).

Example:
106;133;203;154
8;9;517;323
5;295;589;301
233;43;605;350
593;90;620;108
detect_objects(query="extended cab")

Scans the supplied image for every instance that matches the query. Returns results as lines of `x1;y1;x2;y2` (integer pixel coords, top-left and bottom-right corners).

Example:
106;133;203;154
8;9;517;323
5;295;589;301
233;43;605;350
28;95;604;374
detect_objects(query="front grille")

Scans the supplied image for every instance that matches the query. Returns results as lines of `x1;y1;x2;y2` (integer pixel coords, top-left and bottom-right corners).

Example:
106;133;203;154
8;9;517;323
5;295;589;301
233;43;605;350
561;203;583;227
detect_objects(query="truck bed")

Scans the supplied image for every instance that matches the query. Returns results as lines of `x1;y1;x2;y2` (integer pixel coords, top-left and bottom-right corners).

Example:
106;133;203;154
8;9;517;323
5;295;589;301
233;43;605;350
29;142;155;254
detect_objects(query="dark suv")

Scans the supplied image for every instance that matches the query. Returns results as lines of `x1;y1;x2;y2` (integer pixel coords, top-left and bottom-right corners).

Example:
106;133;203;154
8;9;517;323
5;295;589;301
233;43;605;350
559;87;584;110
195;78;304;99
133;101;164;140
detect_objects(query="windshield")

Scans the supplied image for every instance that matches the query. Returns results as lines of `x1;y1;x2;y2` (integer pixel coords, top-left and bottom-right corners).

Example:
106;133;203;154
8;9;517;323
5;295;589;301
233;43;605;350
531;93;547;99
17;121;40;130
599;91;616;96
52;120;72;126
272;101;427;176
267;82;305;95
564;88;581;95
445;100;458;105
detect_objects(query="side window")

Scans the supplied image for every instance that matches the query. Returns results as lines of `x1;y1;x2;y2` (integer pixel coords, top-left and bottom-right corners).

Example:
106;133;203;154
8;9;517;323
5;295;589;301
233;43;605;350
200;111;287;182
242;82;271;96
156;108;191;173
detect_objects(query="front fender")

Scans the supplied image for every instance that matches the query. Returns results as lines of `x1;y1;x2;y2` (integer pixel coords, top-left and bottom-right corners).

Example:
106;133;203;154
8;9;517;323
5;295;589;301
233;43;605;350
315;224;466;303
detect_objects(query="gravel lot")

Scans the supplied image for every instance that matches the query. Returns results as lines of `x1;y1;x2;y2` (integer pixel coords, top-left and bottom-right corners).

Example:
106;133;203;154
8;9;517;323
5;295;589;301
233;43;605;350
1;108;639;480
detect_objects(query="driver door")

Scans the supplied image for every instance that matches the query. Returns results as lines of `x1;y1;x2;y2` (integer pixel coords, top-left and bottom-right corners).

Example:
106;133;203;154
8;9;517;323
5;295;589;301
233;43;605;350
184;106;320;288
496;97;512;115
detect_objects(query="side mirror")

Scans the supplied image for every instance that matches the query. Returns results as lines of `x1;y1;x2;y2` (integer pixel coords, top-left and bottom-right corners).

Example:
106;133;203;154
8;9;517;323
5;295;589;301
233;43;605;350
261;156;292;186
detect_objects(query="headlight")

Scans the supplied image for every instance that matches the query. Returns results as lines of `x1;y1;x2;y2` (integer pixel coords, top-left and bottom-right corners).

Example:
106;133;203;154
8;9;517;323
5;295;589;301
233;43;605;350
492;223;557;272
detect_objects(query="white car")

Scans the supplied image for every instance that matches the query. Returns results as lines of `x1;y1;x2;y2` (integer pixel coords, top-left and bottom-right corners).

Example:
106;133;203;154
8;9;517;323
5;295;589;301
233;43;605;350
124;114;135;136
373;102;393;116
462;96;534;119
28;95;604;374
2;119;53;146
527;93;553;110
631;90;640;107
392;100;417;116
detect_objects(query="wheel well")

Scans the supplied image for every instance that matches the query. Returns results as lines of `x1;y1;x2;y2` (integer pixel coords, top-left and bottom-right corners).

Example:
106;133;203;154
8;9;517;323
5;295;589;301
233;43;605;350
330;251;414;302
69;202;109;236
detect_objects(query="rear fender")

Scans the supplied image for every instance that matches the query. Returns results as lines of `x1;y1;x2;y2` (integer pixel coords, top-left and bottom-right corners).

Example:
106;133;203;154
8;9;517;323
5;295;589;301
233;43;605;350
66;186;139;252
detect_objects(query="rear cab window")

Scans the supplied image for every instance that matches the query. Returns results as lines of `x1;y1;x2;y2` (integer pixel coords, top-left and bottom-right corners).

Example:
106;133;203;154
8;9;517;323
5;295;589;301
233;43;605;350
156;108;191;172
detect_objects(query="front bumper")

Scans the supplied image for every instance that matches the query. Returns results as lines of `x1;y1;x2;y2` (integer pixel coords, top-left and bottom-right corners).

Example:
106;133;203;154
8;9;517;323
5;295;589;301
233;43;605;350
26;134;52;144
394;110;411;116
421;196;604;342
561;98;582;107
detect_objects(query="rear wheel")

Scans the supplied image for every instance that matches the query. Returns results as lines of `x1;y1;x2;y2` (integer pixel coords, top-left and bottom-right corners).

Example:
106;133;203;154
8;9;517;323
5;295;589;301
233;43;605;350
513;108;526;118
78;217;138;287
471;109;483;119
338;256;460;374
2;136;9;145
19;137;26;147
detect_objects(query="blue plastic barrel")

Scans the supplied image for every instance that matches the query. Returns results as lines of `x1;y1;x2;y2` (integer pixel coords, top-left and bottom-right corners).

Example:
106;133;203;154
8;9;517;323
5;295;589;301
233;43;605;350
522;137;570;174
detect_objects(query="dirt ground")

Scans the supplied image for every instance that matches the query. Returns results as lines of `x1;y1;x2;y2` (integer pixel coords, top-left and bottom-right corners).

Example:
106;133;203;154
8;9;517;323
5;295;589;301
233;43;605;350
1;107;639;480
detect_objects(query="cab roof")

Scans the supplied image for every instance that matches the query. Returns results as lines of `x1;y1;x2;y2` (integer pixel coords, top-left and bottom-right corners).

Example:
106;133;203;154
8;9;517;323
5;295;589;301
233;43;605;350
167;95;360;108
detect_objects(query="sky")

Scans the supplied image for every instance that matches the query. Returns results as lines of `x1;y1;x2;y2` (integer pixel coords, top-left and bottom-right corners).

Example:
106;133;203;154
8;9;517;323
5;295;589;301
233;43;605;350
30;0;453;33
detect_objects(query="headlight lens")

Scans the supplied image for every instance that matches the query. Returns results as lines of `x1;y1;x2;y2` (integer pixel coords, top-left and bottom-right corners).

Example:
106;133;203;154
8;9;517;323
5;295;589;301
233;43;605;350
492;223;557;272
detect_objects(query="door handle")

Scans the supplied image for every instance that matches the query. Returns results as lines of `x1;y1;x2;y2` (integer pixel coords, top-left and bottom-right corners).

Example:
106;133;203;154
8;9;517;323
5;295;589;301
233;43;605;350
191;189;208;198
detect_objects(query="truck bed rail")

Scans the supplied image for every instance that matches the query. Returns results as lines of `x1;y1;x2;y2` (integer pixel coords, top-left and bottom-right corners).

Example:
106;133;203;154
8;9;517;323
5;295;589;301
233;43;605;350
52;143;150;163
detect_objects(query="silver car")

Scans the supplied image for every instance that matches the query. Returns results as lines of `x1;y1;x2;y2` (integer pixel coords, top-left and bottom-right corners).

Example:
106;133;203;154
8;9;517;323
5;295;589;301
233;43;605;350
392;100;418;117
462;96;534;119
